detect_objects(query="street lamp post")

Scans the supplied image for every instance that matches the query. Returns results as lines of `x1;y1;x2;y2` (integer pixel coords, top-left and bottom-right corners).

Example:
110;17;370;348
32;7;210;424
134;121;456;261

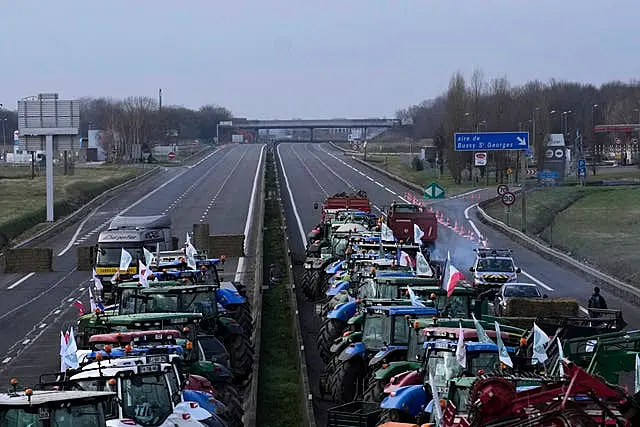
1;118;7;162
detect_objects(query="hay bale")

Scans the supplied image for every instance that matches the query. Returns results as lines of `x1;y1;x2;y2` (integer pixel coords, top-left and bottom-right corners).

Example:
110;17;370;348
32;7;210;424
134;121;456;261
503;297;579;318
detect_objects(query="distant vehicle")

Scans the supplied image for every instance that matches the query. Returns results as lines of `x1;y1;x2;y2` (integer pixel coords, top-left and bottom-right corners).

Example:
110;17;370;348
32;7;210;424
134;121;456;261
494;282;547;316
470;248;520;290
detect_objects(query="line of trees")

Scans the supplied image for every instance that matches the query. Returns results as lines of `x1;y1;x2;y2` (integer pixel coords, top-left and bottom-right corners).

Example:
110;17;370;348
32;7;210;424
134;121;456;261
0;96;232;162
396;70;640;182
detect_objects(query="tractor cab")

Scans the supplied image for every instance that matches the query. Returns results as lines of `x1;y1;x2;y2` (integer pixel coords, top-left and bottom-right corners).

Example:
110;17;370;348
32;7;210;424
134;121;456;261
0;385;115;427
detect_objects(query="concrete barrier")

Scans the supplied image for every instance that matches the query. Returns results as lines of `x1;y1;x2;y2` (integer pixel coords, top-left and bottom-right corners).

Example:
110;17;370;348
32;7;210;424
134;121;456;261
476;199;640;306
191;224;245;258
76;246;95;271
5;248;54;272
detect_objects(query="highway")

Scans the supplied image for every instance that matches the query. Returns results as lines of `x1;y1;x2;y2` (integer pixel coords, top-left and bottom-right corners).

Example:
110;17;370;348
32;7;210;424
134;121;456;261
0;143;265;387
276;142;640;425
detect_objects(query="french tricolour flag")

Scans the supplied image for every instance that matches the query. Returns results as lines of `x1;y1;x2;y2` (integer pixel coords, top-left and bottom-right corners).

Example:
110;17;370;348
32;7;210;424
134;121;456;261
442;250;465;297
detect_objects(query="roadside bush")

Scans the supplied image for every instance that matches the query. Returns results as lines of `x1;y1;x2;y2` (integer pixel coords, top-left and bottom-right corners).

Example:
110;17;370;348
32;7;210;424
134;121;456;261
412;156;424;171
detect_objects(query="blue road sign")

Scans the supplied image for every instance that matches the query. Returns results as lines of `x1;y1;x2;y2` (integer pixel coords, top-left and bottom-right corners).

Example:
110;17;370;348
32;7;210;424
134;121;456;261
578;159;586;169
525;149;533;158
537;170;559;179
454;132;529;151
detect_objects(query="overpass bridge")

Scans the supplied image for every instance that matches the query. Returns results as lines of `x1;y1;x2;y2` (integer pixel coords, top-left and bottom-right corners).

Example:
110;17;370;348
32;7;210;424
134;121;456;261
216;118;401;143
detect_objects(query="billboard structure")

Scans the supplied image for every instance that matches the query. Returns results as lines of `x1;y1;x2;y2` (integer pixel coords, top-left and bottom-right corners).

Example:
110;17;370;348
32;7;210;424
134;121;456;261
17;93;81;221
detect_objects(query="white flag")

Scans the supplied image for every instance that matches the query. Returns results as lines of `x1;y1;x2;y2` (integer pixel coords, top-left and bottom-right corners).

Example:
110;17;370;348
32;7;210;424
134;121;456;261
532;322;550;364
398;251;412;267
494;321;513;368
60;331;68;372
428;371;443;423
413;223;425;244
416;251;433;277
63;328;79;370
456;322;467;368
406;286;426;308
185;243;197;270
557;337;565;376
635;354;640;393
88;287;97;312
472;313;494;344
119;249;133;271
92;268;103;291
138;260;150;287
381;222;395;242
185;232;192;246
143;247;154;267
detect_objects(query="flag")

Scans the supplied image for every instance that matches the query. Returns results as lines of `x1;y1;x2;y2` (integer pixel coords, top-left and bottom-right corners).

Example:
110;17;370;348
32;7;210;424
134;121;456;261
398;251;414;268
88;287;97;312
92;268;103;291
494;322;513;368
532;322;550;364
442;251;465;297
471;313;494;344
414;223;425;244
119;249;132;272
63;328;79;370
185;243;197;270
416;251;433;277
110;271;120;285
381;222;395;242
635;354;640;393
143;247;154;266
456;322;466;368
407;286;426;307
557;337;565;376
428;371;443;423
138;260;150;287
72;300;85;316
185;232;192;246
60;331;68;371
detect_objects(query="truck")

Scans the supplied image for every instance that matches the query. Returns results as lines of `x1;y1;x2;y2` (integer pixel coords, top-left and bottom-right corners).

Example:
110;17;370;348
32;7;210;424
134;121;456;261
386;202;438;248
94;215;175;302
315;191;372;223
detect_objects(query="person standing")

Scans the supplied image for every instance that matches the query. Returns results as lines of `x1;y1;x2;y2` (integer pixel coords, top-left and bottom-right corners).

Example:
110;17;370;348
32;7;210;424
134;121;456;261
588;286;607;317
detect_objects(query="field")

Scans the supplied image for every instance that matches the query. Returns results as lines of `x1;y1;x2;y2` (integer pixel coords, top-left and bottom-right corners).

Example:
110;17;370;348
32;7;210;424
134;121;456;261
0;165;142;247
484;185;640;287
333;141;417;153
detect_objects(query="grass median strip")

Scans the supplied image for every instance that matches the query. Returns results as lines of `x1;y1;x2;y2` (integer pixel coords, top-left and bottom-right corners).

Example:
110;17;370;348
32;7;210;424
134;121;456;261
0;165;142;248
256;149;304;426
484;185;640;288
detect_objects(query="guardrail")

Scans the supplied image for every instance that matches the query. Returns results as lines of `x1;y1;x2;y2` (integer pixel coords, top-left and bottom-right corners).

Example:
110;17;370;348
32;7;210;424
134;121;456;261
273;147;317;427
476;198;640;305
244;146;266;427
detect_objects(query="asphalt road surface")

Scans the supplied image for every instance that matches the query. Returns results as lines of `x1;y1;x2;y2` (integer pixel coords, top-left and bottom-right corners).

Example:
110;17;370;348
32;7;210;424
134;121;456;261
276;142;640;426
0;143;265;387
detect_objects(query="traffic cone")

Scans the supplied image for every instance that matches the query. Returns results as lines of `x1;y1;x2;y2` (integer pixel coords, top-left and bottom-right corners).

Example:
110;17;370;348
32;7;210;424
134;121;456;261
453;220;459;233
446;217;451;227
459;224;465;236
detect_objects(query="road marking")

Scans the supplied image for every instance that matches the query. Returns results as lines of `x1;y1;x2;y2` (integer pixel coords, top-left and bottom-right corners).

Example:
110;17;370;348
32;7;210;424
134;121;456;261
57;146;228;254
39;323;47;329
235;145;266;282
290;144;329;197
54;309;61;315
462;203;484;239
521;271;554;291
7;272;36;290
57;205;103;256
579;306;589;314
277;144;307;246
450;188;485;199
22;339;30;345
374;181;384;187
2;358;11;364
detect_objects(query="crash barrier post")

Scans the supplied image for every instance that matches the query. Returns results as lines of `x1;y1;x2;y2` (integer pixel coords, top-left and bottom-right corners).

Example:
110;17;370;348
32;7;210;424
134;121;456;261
76;246;95;271
5;248;54;272
244;145;267;427
272;146;317;427
476;197;640;306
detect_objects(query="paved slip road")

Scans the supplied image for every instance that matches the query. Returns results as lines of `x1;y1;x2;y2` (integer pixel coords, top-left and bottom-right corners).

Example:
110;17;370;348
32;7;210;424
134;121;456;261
0;143;265;387
277;142;640;426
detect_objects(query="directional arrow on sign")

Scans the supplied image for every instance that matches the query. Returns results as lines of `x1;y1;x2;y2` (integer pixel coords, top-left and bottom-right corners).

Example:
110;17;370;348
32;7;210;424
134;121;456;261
424;182;445;200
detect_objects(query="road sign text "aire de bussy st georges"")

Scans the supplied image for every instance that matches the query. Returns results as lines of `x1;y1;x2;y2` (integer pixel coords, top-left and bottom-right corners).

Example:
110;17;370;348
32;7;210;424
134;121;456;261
454;132;530;151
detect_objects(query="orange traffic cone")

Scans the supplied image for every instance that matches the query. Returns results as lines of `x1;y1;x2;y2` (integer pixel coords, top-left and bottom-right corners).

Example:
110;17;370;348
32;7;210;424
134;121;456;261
453;220;459;232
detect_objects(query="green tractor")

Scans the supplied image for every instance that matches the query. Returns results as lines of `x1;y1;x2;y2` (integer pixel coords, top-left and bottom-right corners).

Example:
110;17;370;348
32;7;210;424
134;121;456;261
117;281;254;382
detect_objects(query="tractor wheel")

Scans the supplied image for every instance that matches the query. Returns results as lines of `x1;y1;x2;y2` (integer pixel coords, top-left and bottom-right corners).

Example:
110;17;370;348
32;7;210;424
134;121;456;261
303;270;320;300
215;388;245;427
377;409;415;426
330;359;365;404
227;334;254;384
316;274;331;297
317;319;347;364
318;357;339;399
212;382;243;409
227;306;253;334
363;376;386;402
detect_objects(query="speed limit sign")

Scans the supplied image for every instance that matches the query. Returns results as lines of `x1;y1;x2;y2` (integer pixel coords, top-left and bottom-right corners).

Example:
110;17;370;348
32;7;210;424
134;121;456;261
501;191;516;206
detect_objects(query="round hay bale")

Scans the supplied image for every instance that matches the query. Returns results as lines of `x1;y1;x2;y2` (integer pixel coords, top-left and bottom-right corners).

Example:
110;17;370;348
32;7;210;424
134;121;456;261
503;297;579;318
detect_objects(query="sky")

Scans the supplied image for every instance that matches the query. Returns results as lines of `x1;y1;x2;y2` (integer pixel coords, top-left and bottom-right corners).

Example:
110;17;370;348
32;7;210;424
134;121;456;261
1;0;639;119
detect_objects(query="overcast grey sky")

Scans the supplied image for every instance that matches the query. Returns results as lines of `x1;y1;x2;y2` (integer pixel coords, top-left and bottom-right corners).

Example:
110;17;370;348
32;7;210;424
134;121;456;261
1;0;638;119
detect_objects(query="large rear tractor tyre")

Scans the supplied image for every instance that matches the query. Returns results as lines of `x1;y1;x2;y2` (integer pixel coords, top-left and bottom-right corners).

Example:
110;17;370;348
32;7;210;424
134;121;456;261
376;409;415;426
230;306;254;335
303;270;320;300
214;388;244;427
300;269;311;292
318;356;339;399
317;319;347;364
330;360;365;404
363;376;386;403
227;334;254;384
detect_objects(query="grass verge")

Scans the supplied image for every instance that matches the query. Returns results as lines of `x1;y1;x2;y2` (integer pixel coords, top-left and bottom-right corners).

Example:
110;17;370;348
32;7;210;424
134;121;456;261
0;166;142;248
484;185;640;288
256;150;304;426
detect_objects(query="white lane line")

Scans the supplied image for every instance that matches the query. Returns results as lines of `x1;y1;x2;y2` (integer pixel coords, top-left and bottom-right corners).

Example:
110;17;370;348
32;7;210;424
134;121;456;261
235;145;266;283
57;146;226;254
579;306;589;314
367;176;374;182
54;309;61;315
374;181;384;188
57;205;102;256
2;357;11;364
450;188;485;199
39;323;47;329
22;339;30;345
7;272;36;290
277;144;307;246
521;271;554;291
463;203;483;239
